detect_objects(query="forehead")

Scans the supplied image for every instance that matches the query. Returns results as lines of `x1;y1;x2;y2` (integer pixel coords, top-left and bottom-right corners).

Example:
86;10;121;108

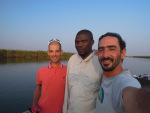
48;42;61;50
99;36;119;47
76;34;91;41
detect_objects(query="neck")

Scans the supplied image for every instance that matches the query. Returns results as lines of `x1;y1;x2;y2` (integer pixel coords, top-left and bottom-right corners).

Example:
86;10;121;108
104;65;124;78
50;62;61;68
80;50;93;59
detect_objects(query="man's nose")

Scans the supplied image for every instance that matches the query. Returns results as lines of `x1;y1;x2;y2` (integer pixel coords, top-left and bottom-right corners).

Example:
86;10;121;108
99;48;110;58
77;42;83;47
103;49;109;57
52;51;57;56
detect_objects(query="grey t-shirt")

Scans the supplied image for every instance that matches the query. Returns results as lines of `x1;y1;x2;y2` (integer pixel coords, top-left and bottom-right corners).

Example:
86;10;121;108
95;70;141;113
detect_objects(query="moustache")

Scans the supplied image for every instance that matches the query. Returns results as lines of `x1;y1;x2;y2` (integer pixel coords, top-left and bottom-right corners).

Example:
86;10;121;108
100;57;113;62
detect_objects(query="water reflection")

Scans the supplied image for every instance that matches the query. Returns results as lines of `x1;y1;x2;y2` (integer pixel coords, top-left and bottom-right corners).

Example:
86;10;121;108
0;58;48;64
124;57;150;75
0;58;150;113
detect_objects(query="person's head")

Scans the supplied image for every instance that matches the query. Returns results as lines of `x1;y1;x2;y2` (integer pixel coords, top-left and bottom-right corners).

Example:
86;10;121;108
75;29;94;59
48;38;62;64
97;32;126;72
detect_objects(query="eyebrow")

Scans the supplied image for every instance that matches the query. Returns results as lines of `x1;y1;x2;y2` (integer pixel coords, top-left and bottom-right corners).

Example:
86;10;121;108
75;38;88;41
98;45;117;49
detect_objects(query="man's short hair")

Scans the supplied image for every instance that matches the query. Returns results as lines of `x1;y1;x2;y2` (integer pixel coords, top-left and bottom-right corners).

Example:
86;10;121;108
48;38;62;50
76;29;93;41
99;32;126;51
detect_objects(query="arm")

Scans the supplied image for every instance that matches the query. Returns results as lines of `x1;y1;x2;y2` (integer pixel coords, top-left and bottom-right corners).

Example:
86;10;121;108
63;60;71;113
32;84;42;113
63;71;69;113
135;88;150;113
122;87;150;113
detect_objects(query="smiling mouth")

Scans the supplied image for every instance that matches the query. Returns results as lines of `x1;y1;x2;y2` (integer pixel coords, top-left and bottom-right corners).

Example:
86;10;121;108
103;59;112;63
101;59;112;66
102;62;110;66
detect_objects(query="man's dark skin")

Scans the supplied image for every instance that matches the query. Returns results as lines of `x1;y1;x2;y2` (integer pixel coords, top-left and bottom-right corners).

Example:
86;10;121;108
75;30;94;59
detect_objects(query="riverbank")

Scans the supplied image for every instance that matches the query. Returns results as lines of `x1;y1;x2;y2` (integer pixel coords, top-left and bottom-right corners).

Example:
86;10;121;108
128;56;150;59
0;49;73;63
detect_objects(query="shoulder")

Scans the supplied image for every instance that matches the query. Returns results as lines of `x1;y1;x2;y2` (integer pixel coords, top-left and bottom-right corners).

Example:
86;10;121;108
68;54;78;61
114;71;141;89
62;64;67;70
37;66;49;74
38;66;48;71
112;72;141;95
36;66;49;82
62;64;67;68
67;53;79;64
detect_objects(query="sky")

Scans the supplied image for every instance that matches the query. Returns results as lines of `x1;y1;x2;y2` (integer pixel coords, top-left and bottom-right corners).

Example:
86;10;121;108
0;0;150;56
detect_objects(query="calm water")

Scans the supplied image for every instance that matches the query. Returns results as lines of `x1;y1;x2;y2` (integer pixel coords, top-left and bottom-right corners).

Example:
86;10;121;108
0;58;150;113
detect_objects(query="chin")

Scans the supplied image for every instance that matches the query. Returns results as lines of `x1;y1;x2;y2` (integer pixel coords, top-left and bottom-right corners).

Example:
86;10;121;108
51;59;59;63
102;66;115;72
79;52;84;55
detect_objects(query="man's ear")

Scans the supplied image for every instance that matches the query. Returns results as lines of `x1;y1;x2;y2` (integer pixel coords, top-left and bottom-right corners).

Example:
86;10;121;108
121;48;126;59
47;45;50;56
92;39;94;45
47;50;49;56
61;50;63;55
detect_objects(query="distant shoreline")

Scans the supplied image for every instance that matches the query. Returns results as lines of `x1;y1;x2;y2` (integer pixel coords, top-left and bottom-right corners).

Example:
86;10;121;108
1;49;150;62
0;49;73;63
127;56;150;59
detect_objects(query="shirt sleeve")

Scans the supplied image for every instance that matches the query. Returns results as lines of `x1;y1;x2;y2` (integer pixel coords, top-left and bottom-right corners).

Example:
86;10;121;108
63;66;69;113
36;69;42;85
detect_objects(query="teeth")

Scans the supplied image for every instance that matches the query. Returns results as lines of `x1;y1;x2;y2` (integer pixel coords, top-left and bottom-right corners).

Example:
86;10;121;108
103;60;110;63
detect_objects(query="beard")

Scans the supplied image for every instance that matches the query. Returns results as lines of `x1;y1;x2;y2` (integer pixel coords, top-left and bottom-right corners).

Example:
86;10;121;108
99;55;121;72
50;56;60;63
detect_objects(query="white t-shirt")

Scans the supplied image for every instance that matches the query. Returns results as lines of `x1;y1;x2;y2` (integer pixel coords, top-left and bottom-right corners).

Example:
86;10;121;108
63;52;102;113
95;70;141;113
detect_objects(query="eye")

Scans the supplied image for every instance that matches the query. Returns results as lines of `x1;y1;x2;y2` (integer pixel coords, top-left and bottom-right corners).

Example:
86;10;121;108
49;50;53;53
98;47;104;52
108;46;116;51
82;40;87;43
56;50;61;53
109;47;116;51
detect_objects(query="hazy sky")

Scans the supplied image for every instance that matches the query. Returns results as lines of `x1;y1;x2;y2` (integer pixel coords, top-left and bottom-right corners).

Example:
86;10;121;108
0;0;150;56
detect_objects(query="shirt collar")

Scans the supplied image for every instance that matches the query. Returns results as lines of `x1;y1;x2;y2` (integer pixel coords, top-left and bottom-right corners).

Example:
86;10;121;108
77;51;96;63
48;62;63;68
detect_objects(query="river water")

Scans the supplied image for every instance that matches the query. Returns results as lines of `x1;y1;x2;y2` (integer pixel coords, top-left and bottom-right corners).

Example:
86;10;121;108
0;58;150;113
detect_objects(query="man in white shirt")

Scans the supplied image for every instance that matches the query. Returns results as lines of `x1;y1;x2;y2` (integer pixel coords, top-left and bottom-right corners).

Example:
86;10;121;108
63;29;102;113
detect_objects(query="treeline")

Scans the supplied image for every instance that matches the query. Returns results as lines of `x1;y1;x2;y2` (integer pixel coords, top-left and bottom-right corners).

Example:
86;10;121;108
0;49;73;63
